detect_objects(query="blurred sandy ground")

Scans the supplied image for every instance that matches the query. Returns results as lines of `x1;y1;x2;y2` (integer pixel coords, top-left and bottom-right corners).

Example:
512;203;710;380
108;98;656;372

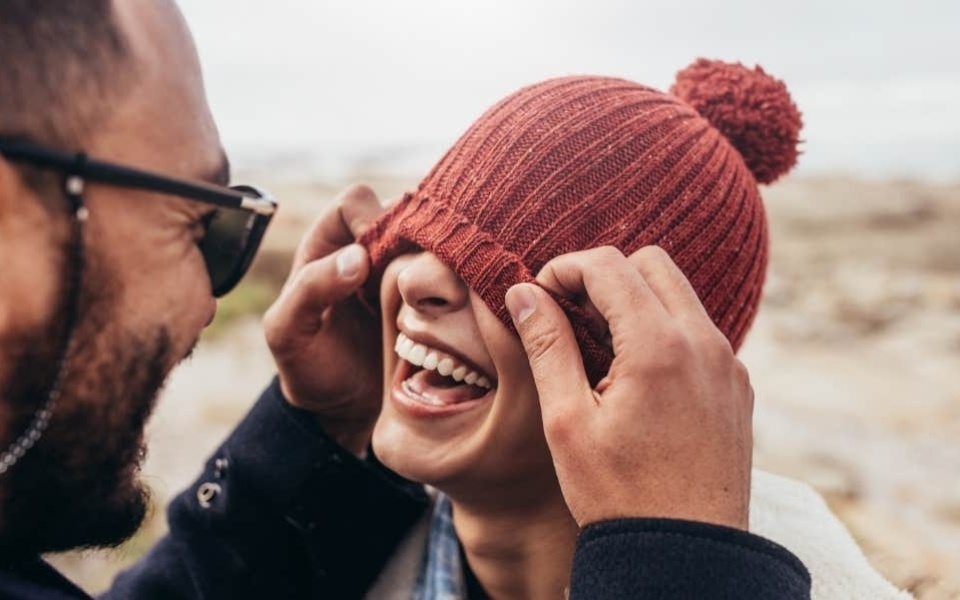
49;175;960;598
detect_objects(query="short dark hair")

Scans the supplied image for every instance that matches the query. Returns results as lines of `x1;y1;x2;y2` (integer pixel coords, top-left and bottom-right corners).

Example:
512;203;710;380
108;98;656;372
0;0;132;150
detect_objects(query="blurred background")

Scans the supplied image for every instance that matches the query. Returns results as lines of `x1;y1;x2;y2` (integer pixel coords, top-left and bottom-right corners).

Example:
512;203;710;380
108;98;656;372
51;1;959;597
185;0;960;183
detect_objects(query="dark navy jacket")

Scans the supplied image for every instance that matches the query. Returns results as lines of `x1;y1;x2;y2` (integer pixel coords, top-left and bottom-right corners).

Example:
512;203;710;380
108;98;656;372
0;380;811;599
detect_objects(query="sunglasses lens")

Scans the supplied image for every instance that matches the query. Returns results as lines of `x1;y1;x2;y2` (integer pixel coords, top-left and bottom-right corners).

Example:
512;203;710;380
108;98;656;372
196;185;274;297
199;206;258;297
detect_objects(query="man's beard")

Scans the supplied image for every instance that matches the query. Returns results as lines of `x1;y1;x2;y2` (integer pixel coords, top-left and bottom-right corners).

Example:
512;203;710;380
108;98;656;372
0;239;176;556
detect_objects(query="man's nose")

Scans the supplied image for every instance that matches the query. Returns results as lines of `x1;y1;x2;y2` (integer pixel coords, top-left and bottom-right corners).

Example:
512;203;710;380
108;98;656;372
397;252;468;316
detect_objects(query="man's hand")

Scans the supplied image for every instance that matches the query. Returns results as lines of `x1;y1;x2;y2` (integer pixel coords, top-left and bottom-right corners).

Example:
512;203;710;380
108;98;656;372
263;184;384;455
505;246;753;530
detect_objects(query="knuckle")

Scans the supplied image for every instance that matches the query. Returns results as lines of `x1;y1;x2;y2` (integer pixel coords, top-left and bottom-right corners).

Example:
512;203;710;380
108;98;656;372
262;298;285;337
521;322;565;364
297;260;337;295
341;184;383;234
263;319;285;352
651;327;693;367
733;358;750;384
263;306;295;353
542;406;577;442
591;245;625;266
633;246;685;286
283;269;312;300
262;307;278;335
733;360;754;408
694;325;734;364
341;183;378;208
636;244;670;264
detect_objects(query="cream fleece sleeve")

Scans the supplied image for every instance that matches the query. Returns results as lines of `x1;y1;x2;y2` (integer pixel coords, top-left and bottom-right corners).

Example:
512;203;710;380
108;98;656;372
751;469;913;600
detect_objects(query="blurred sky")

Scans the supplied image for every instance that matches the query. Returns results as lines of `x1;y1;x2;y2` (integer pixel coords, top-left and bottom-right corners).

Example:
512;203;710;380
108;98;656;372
177;0;960;181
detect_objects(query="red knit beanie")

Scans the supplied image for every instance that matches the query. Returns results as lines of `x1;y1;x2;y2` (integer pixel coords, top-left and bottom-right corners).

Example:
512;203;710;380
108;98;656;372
360;58;802;385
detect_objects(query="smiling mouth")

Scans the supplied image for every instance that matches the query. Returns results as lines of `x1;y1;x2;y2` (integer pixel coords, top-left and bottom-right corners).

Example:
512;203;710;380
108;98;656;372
394;332;494;407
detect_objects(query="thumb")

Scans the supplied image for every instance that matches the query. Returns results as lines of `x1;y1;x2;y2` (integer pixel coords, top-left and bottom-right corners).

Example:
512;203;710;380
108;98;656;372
505;283;592;416
265;244;369;340
289;244;370;313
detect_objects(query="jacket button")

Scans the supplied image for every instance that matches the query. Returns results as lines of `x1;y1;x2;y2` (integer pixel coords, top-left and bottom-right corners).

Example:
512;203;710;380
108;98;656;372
197;482;222;508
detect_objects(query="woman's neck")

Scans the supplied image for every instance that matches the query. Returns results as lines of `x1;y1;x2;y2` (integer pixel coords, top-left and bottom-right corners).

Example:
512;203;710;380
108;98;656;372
450;488;578;600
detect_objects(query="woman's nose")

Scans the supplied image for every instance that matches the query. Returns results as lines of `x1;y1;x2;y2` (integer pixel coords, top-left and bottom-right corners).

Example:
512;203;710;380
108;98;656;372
397;252;468;316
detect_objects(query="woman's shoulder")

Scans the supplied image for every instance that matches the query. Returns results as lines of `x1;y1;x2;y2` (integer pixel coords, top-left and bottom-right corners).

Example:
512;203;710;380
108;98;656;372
750;469;912;600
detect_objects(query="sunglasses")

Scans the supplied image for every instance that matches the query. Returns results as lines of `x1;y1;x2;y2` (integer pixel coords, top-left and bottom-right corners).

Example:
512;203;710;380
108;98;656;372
0;138;277;297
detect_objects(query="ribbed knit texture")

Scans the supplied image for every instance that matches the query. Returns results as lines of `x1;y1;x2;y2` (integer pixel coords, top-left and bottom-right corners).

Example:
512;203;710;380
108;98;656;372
361;64;801;385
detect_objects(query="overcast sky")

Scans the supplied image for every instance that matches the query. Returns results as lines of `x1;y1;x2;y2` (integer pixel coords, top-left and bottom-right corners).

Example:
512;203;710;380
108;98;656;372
177;0;960;180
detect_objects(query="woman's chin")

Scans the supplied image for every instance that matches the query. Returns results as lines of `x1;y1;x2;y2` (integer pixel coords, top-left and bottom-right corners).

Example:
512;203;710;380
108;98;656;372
371;416;472;487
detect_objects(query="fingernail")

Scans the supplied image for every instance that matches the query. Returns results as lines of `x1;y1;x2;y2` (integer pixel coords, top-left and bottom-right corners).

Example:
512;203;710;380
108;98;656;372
336;244;366;279
506;285;537;324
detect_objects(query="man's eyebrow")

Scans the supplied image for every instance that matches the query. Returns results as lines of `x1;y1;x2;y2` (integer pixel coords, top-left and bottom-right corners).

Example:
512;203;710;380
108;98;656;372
202;151;231;187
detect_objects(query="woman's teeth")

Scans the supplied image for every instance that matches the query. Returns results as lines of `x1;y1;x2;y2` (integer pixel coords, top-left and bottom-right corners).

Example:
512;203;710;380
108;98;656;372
395;332;492;389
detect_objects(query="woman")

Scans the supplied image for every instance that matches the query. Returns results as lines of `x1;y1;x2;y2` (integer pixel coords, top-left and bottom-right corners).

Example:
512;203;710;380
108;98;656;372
350;59;906;599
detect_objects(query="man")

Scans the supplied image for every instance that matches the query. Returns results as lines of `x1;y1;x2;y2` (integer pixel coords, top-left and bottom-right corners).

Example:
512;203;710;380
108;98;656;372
0;1;811;598
1;0;224;556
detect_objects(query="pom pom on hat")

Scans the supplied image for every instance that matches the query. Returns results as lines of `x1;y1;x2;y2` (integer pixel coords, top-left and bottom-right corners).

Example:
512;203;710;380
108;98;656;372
671;58;802;184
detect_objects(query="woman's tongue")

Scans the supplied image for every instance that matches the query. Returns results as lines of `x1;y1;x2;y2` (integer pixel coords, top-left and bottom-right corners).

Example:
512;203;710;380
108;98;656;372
405;368;488;406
